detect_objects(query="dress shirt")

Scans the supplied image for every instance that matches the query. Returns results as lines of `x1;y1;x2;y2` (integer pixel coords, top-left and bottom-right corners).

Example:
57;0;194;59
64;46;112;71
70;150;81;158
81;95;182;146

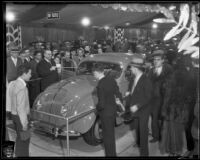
154;66;163;76
131;73;143;94
11;56;17;66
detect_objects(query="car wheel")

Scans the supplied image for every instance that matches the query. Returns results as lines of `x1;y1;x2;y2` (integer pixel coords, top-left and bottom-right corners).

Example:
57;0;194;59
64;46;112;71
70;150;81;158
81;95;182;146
83;117;103;146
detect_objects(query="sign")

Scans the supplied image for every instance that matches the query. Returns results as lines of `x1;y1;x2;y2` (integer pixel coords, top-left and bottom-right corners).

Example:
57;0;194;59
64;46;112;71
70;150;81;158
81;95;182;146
47;12;60;20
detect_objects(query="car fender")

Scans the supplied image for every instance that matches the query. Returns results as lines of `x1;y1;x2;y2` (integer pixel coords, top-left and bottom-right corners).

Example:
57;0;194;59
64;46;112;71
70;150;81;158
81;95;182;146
69;93;97;134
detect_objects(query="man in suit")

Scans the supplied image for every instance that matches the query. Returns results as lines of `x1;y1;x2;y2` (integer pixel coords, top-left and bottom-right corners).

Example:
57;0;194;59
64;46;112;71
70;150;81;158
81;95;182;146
8;64;32;157
6;47;23;120
93;65;123;157
28;50;42;107
147;50;173;143
36;50;59;92
128;56;153;156
7;47;23;83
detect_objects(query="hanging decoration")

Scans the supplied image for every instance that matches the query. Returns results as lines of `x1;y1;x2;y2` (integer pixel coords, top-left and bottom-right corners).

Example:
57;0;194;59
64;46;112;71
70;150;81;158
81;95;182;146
163;4;199;59
114;28;125;44
6;23;22;49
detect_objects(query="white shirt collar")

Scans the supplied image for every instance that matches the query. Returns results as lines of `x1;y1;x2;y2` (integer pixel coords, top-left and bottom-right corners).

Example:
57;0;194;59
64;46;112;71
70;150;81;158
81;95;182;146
18;77;26;87
155;66;163;76
135;72;143;85
11;56;17;64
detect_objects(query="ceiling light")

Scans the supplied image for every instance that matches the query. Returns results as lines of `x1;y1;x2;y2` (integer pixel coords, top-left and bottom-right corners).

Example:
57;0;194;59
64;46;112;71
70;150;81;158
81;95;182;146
125;22;130;26
6;12;15;22
104;26;109;30
152;23;158;29
81;17;90;26
121;6;127;11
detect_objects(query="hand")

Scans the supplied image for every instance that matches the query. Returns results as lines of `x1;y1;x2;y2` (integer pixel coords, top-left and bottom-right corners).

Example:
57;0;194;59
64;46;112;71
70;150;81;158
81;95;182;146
125;91;130;97
130;105;138;113
50;66;56;71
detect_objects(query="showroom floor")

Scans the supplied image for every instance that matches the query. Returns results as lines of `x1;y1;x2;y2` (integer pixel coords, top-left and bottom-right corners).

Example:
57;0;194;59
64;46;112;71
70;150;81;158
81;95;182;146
6;119;187;157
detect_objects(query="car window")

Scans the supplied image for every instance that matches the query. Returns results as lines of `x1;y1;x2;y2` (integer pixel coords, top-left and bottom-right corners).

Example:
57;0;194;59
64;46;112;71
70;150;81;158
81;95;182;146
76;61;122;79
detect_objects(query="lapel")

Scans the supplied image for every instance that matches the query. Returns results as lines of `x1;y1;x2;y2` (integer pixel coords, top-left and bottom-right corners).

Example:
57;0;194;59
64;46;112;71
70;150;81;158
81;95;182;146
131;74;145;95
9;57;16;68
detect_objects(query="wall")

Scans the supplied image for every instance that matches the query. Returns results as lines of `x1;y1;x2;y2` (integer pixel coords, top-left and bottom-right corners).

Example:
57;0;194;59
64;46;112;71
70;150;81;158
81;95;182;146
21;26;80;47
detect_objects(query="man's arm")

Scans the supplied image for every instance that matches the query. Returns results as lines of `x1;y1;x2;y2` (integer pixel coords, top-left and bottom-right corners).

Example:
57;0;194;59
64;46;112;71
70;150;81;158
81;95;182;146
16;89;29;131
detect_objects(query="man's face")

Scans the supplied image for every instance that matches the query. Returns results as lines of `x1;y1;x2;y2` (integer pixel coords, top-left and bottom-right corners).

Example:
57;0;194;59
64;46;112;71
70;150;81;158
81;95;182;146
24;69;32;81
44;51;52;60
35;53;42;61
10;51;19;58
24;50;30;57
153;56;164;68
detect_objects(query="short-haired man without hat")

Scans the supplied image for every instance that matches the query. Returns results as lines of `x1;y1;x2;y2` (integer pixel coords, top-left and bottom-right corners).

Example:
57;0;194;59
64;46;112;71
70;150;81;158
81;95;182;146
8;64;32;157
93;64;123;157
127;56;153;156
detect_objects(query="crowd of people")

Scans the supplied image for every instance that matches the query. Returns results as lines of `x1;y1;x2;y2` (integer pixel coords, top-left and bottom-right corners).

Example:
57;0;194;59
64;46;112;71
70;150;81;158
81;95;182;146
5;37;199;157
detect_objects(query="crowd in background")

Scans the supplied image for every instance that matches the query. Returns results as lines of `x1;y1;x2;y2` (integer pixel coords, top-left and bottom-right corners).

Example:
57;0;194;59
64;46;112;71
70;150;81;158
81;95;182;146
6;36;199;157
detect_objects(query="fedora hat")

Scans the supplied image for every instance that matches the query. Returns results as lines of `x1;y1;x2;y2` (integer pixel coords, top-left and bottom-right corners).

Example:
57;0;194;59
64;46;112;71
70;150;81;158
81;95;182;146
151;49;165;58
129;56;145;68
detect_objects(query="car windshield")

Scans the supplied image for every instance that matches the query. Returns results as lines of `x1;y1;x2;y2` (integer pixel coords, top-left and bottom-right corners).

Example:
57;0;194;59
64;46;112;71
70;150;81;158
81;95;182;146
76;61;122;79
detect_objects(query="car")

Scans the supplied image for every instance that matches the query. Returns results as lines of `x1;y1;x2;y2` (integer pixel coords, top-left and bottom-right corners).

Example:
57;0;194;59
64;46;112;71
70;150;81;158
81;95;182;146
31;52;141;146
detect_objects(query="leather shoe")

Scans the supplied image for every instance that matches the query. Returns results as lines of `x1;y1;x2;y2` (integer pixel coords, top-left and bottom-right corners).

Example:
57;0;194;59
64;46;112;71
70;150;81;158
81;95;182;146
149;138;159;143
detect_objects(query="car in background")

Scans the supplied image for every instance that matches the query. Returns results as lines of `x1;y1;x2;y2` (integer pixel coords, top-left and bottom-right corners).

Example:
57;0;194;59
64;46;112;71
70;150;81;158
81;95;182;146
31;52;141;146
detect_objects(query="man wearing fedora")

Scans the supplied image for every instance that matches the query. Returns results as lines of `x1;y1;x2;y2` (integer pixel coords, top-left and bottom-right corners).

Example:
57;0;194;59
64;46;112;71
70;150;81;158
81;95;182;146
127;55;153;156
147;50;173;143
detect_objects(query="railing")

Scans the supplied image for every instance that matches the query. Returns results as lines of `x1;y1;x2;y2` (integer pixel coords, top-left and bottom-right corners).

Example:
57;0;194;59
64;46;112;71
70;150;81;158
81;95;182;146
31;107;96;156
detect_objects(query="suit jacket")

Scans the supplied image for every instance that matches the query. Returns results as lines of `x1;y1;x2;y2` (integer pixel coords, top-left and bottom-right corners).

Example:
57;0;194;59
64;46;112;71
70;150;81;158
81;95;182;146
96;73;123;116
36;59;59;91
129;74;153;116
9;78;30;130
7;57;23;83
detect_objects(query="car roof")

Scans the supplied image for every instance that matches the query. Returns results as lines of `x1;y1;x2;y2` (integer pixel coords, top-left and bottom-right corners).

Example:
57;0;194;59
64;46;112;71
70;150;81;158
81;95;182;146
80;52;140;66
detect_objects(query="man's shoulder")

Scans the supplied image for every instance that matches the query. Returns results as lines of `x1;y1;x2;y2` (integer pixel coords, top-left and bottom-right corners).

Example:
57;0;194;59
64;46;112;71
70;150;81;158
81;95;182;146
9;79;26;93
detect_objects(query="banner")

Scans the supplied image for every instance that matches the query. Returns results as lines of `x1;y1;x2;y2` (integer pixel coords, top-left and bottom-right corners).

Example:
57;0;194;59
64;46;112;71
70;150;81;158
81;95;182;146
114;28;124;44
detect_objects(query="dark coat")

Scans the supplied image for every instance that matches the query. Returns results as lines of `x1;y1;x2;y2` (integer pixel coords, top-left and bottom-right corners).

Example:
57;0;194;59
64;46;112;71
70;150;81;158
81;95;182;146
96;73;123;156
148;63;173;99
129;74;153;117
7;57;23;83
28;59;41;107
36;59;59;91
96;73;123;116
161;67;191;123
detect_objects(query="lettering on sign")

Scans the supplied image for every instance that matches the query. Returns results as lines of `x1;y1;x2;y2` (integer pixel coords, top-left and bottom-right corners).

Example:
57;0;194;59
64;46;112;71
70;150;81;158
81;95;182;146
47;12;60;20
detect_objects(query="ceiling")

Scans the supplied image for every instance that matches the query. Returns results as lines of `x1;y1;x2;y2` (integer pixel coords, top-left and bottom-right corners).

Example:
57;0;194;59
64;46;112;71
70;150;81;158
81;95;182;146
5;3;176;30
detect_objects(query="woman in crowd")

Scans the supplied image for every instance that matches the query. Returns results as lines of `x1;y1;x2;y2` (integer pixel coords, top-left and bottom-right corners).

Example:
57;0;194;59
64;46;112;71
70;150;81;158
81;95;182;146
160;55;191;156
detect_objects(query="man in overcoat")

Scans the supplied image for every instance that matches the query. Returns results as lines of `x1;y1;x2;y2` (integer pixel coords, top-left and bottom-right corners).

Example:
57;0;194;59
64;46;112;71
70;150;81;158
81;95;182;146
147;50;173;143
128;56;153;156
